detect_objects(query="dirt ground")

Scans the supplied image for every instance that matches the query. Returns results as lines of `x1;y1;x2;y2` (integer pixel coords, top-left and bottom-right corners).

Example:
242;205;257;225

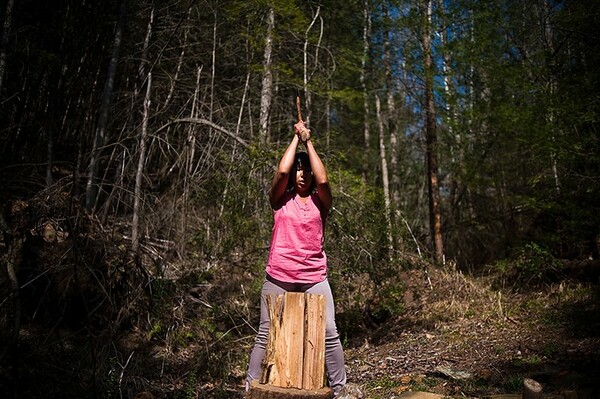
4;259;599;399
338;266;600;399
160;264;600;399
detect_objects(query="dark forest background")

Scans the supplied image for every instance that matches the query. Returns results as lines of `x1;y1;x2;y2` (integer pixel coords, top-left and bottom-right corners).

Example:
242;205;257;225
0;0;598;398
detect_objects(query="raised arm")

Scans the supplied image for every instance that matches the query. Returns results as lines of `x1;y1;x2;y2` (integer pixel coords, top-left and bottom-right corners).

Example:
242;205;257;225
270;134;301;209
296;122;332;212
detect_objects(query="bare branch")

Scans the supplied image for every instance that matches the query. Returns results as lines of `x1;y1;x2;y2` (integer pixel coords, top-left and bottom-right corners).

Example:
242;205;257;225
155;118;249;148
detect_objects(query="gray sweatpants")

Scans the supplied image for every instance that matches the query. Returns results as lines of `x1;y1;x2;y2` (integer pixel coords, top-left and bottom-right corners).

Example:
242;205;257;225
246;277;347;395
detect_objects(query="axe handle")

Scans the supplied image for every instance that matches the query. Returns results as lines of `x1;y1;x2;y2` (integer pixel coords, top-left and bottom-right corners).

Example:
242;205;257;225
296;96;309;142
296;96;303;122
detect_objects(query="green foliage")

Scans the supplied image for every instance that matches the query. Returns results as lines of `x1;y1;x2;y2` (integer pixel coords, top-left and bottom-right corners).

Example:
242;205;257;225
368;280;406;322
493;242;564;288
504;375;523;392
182;370;197;399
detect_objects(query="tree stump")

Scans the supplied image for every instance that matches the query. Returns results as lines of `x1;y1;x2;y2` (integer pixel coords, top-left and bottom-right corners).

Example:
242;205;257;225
247;292;333;399
523;378;543;399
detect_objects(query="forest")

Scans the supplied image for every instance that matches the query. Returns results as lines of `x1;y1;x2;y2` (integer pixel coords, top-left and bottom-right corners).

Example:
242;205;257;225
0;0;598;398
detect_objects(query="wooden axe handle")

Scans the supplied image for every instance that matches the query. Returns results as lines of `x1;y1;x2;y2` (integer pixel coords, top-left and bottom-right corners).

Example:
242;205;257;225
295;96;309;142
296;96;303;122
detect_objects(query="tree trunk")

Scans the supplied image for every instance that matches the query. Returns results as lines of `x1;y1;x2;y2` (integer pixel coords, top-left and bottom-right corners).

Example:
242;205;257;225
303;6;321;126
383;2;401;220
85;0;126;214
163;10;190;111
210;8;217;122
0;0;15;93
541;0;561;195
439;0;464;233
360;0;371;181
376;95;394;253
259;7;275;144
422;0;445;263
136;1;155;98
132;72;152;255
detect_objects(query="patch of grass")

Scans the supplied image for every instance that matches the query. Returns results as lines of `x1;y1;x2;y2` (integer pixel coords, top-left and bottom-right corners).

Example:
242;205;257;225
540;342;561;358
366;375;401;390
456;376;491;397
171;327;196;348
521;354;544;366
148;320;163;339
504;375;523;392
410;376;440;392
181;369;197;399
363;375;402;399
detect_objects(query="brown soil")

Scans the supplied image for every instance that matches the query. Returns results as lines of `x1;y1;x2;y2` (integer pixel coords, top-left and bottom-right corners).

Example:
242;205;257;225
340;267;600;399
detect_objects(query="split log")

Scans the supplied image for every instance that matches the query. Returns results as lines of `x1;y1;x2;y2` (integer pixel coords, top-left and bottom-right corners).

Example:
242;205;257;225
250;292;332;399
302;294;326;389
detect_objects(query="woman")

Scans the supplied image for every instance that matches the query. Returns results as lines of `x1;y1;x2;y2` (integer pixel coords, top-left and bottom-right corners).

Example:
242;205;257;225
246;121;347;396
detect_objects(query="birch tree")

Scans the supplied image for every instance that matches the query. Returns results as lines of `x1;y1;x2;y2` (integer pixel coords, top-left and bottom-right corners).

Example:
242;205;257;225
376;94;394;252
258;7;275;144
302;5;321;126
383;2;401;216
132;72;152;255
360;0;372;181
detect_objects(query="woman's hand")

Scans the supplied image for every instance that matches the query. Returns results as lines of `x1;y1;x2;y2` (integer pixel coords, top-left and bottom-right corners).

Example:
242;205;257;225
294;121;311;143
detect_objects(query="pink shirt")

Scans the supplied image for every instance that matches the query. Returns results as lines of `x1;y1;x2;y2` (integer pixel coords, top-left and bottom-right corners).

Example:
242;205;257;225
266;191;328;283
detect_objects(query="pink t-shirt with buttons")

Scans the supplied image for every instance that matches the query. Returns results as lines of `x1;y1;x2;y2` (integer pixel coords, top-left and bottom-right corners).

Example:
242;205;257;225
266;191;327;283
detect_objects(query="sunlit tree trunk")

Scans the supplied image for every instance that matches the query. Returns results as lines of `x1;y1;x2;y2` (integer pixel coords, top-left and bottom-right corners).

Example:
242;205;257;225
360;0;371;181
541;0;560;195
210;8;217;123
85;0;126;214
136;0;154;99
132;72;152;255
439;0;463;226
180;65;202;253
259;7;274;144
383;2;400;219
422;0;445;263
376;94;394;253
303;5;321;126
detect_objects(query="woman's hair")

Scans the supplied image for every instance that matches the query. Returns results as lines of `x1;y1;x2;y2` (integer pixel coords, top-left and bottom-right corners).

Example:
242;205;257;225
286;152;315;192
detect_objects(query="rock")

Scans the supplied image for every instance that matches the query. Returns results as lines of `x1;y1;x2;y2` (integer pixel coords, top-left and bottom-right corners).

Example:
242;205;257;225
336;383;364;399
434;365;473;380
